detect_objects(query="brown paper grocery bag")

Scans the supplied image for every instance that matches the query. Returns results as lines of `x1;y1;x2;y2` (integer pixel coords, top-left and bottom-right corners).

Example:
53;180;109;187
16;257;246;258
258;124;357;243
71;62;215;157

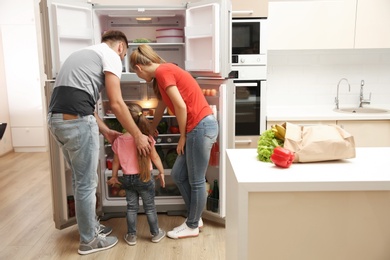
283;122;356;162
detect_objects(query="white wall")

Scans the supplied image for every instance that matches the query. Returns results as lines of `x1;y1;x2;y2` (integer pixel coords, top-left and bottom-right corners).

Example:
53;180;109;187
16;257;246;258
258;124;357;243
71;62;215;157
0;0;46;155
266;49;390;108
0;27;13;155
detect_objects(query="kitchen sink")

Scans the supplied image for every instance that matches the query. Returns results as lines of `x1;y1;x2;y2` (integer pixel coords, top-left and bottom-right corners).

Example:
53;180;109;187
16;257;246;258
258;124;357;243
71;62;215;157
334;107;389;114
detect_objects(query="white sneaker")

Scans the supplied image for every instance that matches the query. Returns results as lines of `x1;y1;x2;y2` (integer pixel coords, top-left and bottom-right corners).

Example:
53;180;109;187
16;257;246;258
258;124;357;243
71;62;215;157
167;223;199;239
173;218;203;231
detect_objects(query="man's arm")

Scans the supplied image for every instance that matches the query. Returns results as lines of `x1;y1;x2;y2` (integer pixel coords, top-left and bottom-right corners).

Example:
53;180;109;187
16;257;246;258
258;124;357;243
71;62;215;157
94;111;121;144
104;71;151;155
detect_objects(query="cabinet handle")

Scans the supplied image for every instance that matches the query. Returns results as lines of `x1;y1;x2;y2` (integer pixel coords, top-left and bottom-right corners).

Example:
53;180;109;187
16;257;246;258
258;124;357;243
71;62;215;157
232;10;254;15
235;140;252;144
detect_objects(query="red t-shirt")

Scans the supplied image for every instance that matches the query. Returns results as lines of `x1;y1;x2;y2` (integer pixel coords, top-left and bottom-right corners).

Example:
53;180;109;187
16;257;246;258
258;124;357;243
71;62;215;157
155;63;212;132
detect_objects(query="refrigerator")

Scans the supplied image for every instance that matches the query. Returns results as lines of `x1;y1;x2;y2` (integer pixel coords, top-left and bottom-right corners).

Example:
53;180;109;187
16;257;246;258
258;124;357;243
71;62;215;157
40;0;234;229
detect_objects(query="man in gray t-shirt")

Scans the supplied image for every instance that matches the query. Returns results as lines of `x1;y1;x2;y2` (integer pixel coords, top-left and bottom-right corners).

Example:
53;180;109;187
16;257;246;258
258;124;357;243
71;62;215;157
47;30;151;255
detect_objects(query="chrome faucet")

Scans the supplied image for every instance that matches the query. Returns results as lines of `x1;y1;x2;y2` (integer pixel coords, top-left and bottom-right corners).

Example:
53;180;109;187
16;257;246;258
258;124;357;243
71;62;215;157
335;78;351;109
359;80;371;107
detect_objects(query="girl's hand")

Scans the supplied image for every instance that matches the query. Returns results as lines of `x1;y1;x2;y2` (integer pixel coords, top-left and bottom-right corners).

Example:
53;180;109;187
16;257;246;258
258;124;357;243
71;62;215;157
156;173;165;188
107;176;121;187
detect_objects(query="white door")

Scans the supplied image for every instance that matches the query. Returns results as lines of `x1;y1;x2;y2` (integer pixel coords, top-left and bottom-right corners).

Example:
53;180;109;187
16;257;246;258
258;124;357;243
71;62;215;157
185;0;231;78
40;0;93;79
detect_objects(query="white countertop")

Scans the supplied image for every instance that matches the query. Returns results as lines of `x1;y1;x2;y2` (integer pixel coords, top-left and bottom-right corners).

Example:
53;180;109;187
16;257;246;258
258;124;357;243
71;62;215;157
226;147;390;192
266;105;390;121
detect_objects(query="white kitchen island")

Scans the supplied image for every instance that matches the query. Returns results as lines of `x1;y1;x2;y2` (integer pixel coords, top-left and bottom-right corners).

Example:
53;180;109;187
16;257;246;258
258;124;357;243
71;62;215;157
226;147;390;260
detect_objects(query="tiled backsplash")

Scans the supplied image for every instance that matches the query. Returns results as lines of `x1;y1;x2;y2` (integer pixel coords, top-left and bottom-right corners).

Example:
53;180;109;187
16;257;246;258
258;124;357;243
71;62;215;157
266;49;390;107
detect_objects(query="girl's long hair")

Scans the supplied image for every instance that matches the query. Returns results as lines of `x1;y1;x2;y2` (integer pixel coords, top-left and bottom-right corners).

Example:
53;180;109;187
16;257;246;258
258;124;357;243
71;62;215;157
127;103;153;182
129;44;166;100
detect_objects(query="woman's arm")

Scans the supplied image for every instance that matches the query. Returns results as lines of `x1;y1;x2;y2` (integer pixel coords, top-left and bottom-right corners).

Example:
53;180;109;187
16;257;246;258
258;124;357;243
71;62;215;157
165;85;187;155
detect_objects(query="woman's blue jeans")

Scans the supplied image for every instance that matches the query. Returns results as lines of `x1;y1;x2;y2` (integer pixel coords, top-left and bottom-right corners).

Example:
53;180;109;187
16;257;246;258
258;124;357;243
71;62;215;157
171;115;219;229
47;113;100;243
122;173;159;236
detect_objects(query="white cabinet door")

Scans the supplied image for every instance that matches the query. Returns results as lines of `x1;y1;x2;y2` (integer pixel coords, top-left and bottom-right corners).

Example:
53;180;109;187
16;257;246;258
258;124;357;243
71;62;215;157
355;0;390;49
232;0;268;18
337;120;390;147
2;25;46;150
267;0;356;50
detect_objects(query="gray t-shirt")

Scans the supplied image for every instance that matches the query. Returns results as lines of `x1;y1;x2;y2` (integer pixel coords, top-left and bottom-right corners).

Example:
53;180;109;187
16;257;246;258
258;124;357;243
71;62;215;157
49;43;122;115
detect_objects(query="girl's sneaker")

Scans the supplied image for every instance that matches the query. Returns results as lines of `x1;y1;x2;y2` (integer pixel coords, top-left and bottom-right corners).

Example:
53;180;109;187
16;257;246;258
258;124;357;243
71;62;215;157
124;233;137;246
151;228;166;243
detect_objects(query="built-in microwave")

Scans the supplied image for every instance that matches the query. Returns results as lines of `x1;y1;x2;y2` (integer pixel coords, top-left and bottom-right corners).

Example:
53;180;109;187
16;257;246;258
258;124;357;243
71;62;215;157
232;18;267;66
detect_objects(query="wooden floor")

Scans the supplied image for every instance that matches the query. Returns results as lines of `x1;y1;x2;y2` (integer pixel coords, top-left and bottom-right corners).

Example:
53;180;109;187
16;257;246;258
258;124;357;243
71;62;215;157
0;152;226;260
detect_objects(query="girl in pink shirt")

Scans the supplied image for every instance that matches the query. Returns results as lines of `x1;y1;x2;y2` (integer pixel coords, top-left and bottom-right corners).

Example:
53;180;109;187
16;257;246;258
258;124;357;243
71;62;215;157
107;103;166;245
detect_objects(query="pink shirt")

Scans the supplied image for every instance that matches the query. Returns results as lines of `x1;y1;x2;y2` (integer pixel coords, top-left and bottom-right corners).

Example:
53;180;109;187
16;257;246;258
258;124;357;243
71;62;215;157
112;134;155;174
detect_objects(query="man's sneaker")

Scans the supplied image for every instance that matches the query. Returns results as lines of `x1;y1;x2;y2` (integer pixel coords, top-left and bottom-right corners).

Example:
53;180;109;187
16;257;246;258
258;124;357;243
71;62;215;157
151;228;166;243
124;233;137;246
78;234;118;255
174;218;203;231
98;224;112;236
167;223;199;239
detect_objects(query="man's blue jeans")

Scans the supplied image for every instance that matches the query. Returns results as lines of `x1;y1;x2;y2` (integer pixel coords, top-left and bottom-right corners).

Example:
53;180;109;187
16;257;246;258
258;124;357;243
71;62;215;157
47;113;100;243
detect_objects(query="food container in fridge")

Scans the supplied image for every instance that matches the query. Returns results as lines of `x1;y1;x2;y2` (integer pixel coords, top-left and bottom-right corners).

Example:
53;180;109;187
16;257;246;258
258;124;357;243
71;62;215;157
156;28;184;37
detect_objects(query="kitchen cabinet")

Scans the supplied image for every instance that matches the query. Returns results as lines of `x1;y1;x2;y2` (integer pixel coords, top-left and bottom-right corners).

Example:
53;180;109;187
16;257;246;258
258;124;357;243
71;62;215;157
336;120;390;147
235;136;259;149
232;0;268;18
355;0;390;49
267;119;390;147
267;0;356;50
266;120;336;130
1;24;46;152
226;148;390;260
268;0;390;50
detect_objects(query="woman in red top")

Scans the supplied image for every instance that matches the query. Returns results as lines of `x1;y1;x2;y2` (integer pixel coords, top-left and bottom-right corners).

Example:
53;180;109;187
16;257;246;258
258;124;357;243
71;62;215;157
130;44;219;239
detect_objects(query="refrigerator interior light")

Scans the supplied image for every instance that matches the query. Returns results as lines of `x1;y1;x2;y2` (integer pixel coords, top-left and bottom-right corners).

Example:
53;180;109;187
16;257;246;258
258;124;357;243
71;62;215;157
107;14;176;18
136;17;152;21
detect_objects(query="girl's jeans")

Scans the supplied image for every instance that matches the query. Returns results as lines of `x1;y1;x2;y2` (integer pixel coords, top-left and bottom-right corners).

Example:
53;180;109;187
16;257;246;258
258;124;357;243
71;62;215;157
171;115;219;229
47;113;99;243
122;173;159;235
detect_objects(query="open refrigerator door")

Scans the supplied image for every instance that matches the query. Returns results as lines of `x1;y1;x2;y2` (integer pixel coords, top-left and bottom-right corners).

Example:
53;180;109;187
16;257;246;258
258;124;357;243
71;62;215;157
40;0;96;229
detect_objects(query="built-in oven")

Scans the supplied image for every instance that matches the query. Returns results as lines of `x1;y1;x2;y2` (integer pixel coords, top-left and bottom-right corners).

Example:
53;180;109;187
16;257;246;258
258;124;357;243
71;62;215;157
232;18;267;66
234;79;266;136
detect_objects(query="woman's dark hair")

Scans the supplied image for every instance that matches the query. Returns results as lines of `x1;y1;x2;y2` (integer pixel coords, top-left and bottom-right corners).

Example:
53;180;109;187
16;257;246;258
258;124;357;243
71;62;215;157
101;30;128;47
129;44;166;100
127;103;153;182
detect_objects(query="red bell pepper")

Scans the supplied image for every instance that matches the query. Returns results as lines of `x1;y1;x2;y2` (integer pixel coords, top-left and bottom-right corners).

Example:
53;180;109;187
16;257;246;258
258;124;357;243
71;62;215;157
270;146;295;168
